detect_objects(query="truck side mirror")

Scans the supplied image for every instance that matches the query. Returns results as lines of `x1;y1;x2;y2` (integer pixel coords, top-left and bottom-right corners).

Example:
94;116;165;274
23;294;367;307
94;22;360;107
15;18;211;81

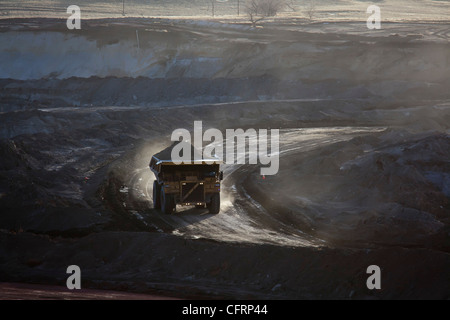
219;171;223;181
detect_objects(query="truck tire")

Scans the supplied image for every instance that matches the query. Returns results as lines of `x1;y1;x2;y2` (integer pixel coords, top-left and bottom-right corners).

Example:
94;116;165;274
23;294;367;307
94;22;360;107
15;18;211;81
208;193;220;214
153;180;161;210
160;187;175;215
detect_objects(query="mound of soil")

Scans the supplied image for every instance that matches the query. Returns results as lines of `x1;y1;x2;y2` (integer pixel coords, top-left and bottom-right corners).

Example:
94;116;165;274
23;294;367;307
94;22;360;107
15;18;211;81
251;131;450;249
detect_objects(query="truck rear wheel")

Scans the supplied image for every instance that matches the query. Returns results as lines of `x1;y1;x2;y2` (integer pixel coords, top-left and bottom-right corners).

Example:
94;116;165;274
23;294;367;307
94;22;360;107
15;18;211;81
208;193;220;214
153;180;161;210
160;187;175;215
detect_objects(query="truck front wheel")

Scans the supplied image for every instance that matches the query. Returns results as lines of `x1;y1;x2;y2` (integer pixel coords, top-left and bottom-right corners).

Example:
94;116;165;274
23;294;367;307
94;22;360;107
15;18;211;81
208;193;220;214
153;180;161;210
160;187;175;214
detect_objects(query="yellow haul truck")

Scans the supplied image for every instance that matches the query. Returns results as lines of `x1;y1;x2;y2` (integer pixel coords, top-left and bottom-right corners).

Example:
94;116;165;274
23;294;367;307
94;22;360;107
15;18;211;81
149;142;223;215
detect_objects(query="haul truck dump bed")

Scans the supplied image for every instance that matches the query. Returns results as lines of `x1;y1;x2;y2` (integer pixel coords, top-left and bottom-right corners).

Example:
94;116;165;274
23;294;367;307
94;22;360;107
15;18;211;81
149;142;223;214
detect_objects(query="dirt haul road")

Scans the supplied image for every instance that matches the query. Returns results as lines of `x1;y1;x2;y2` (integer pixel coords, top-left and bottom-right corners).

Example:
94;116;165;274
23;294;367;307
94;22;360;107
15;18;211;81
125;126;385;247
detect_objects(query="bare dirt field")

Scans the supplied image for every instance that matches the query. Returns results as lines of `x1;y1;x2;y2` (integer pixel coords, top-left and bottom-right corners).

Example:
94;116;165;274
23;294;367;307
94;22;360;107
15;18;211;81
0;0;449;299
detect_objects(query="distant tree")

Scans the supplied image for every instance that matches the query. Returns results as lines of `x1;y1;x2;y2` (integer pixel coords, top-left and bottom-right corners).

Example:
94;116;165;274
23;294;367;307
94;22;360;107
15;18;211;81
305;0;317;20
210;0;215;16
245;0;284;27
285;0;297;12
